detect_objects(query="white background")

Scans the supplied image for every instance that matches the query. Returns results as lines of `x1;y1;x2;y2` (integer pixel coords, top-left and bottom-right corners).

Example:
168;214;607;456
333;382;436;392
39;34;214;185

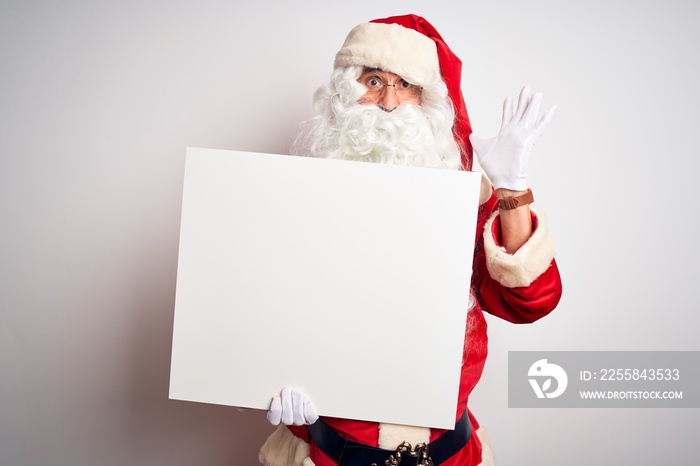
1;1;698;465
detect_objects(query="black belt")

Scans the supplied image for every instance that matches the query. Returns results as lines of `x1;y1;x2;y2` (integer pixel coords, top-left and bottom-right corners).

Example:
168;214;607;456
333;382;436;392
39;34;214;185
307;412;472;466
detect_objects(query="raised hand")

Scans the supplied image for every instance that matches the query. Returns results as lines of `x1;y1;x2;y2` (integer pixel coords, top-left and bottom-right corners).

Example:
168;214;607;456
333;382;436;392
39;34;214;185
470;86;556;191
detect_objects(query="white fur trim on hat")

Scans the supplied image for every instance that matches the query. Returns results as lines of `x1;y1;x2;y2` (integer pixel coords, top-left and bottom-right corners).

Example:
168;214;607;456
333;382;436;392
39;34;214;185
378;423;431;450
483;208;555;288
334;22;441;87
259;425;312;466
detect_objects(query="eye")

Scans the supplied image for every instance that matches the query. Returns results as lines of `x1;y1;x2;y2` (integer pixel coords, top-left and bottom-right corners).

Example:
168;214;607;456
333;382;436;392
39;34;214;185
399;80;413;89
366;77;382;88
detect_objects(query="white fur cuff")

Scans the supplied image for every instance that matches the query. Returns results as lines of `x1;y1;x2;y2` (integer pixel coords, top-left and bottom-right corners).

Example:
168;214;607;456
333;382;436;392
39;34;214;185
259;425;312;466
483;207;555;288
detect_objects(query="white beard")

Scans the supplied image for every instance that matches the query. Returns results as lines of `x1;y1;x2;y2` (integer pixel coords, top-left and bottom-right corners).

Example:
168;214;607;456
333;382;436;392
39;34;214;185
291;66;462;170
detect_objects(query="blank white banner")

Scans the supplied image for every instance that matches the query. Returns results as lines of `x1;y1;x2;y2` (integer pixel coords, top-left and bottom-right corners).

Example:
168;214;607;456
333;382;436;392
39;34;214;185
169;147;482;428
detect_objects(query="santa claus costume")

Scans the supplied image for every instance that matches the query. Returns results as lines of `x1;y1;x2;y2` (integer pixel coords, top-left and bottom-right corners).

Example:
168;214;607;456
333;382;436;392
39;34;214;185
259;14;562;466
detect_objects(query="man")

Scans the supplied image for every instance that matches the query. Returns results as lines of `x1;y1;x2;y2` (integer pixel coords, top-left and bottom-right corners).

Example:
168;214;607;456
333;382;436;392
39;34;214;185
259;14;562;466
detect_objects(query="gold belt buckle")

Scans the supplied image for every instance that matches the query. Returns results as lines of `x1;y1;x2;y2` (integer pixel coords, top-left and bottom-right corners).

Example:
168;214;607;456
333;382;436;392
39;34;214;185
414;443;434;466
370;441;434;466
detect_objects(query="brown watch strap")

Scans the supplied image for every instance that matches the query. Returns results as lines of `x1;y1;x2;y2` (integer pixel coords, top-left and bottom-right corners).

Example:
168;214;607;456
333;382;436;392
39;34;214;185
497;188;534;210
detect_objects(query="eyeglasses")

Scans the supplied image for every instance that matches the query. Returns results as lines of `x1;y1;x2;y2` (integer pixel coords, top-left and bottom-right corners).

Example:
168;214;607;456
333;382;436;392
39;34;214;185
358;70;423;101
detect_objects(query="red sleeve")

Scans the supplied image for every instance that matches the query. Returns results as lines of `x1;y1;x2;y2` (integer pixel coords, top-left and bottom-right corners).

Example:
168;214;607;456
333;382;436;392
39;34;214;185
472;194;562;324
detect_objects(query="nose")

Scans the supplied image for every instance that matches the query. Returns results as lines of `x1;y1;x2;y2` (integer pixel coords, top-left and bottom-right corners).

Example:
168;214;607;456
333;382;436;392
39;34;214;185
377;85;400;112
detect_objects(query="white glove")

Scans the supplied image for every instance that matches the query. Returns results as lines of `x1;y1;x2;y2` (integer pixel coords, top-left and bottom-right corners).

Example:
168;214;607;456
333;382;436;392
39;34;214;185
267;387;319;426
470;86;556;191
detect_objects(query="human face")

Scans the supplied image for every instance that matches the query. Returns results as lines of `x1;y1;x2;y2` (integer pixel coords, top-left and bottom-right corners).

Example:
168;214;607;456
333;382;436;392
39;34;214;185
357;68;422;111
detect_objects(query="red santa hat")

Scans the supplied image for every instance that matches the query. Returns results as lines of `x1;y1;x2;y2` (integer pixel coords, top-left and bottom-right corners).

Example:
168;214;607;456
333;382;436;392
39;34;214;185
334;14;474;170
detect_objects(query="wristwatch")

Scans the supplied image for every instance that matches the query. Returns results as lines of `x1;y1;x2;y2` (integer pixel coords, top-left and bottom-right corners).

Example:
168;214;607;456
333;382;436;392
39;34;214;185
497;188;534;210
